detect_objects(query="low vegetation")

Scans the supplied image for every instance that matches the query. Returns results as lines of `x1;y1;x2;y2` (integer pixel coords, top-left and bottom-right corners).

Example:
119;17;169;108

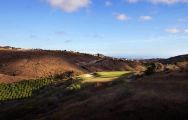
144;63;156;75
0;71;76;102
0;78;57;101
0;71;130;102
0;47;188;120
66;83;82;91
0;70;188;120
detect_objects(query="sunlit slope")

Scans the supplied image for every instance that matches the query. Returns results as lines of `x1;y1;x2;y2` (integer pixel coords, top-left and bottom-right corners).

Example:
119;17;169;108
0;49;144;83
77;71;133;83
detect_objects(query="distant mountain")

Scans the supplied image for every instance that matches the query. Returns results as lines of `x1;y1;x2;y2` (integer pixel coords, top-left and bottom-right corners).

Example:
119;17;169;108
166;54;188;63
0;46;21;50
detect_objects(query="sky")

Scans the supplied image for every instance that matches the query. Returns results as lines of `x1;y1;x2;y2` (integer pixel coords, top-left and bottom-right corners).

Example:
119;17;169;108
0;0;188;58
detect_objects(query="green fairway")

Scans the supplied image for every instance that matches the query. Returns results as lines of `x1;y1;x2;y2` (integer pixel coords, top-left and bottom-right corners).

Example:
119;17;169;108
94;71;132;78
76;71;132;83
77;71;133;83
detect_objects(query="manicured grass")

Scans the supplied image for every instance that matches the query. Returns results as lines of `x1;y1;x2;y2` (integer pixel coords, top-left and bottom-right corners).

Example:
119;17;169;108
94;71;132;78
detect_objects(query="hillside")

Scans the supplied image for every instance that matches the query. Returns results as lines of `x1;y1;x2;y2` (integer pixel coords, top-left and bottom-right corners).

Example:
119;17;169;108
0;47;188;120
0;48;145;83
0;71;188;120
1;47;188;84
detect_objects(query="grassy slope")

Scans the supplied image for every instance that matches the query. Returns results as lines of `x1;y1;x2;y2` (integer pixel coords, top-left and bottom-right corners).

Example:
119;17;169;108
0;71;188;120
0;49;145;83
95;71;132;78
51;72;188;120
77;71;132;83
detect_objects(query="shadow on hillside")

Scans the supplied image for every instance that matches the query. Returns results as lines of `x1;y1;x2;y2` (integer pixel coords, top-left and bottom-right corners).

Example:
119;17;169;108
1;72;188;120
0;50;96;82
0;74;131;119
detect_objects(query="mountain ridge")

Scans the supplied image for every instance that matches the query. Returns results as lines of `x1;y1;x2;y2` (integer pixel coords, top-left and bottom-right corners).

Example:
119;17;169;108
0;46;187;83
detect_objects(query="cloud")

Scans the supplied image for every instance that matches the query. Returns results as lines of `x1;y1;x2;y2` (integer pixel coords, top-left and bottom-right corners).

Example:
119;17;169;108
165;28;180;33
47;0;91;13
151;0;188;4
114;13;130;21
165;28;188;34
126;0;188;4
177;17;188;23
139;16;152;21
55;31;65;35
126;0;138;3
105;1;112;6
177;18;187;22
151;0;178;4
185;29;188;33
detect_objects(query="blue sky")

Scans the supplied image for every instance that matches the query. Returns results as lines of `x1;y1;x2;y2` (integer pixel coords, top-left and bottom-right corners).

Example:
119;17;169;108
0;0;188;58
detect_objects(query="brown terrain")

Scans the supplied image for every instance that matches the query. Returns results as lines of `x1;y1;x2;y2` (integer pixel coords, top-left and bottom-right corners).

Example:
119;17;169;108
0;71;188;120
1;47;188;84
48;72;188;120
0;47;145;83
0;46;188;120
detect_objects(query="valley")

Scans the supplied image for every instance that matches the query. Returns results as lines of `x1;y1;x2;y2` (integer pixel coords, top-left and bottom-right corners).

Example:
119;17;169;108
0;48;188;120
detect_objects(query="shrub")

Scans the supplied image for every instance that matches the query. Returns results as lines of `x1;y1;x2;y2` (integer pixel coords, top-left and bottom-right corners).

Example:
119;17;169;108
54;71;75;79
145;63;156;75
66;83;81;91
